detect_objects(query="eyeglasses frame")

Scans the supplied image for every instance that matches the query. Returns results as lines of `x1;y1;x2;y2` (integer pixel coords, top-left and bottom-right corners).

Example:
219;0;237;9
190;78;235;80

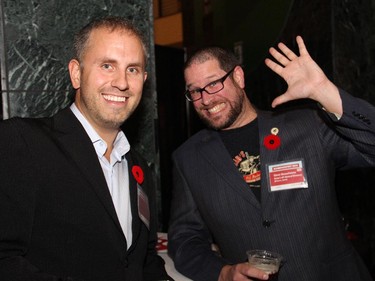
184;66;236;102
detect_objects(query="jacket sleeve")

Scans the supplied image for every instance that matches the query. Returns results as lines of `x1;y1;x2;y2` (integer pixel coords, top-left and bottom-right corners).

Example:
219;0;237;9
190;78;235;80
0;119;81;281
327;90;375;167
168;152;229;281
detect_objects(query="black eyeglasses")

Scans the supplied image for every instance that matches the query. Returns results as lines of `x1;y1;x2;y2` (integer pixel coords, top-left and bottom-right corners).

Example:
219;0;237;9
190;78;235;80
184;67;236;102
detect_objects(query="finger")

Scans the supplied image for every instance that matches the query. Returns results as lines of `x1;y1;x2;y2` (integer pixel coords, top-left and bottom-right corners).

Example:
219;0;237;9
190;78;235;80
268;47;291;66
277;42;298;61
244;265;270;280
295;35;309;56
264;58;285;77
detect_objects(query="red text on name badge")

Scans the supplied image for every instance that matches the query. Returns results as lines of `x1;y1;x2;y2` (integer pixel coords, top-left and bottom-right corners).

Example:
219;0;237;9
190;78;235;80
267;160;308;191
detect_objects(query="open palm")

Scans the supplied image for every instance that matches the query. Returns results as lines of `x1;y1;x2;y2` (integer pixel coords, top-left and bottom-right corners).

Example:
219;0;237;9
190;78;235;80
265;36;329;108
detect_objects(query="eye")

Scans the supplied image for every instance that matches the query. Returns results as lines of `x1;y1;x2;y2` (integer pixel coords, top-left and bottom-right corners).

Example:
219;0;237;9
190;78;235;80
102;63;113;70
189;89;201;95
128;67;140;74
207;80;219;88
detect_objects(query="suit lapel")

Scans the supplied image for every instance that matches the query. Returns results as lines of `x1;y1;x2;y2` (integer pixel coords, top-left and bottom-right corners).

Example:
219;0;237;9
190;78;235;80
196;111;285;210
257;110;284;207
125;153;142;251
197;130;261;209
51;108;124;235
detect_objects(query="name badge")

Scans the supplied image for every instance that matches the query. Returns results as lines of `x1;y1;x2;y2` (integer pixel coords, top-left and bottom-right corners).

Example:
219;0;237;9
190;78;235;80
137;183;150;230
266;159;308;192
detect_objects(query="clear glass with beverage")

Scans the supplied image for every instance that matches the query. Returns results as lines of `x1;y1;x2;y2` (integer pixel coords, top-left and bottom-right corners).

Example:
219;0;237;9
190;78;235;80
246;249;283;280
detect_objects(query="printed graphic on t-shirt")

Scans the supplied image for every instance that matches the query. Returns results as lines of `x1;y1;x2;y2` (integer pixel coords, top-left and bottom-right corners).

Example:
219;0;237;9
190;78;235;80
233;151;261;188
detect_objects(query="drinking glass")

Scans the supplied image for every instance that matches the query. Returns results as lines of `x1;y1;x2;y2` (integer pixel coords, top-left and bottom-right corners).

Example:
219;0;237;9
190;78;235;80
246;249;283;280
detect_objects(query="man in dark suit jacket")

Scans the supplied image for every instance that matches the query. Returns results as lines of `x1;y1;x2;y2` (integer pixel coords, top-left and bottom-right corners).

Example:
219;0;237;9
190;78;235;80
0;16;171;281
168;36;375;281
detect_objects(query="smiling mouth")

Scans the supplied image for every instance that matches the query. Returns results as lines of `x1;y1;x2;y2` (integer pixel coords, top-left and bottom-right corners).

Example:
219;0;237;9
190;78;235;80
207;103;225;114
102;94;127;102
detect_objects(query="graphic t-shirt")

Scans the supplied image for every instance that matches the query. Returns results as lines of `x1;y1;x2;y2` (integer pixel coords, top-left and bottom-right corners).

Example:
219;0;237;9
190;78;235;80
219;119;261;201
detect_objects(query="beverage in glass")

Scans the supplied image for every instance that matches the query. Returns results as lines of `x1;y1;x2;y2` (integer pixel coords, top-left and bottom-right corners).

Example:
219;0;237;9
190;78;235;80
246;250;283;280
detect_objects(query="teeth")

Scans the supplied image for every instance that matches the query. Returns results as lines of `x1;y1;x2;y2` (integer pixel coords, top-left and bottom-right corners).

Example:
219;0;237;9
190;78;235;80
103;95;126;102
208;103;224;113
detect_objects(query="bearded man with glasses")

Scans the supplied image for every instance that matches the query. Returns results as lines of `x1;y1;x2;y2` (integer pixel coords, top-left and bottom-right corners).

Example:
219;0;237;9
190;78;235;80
168;36;375;281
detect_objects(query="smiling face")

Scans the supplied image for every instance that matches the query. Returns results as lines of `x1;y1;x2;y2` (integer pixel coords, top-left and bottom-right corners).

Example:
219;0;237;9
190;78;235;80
185;58;254;130
69;26;147;135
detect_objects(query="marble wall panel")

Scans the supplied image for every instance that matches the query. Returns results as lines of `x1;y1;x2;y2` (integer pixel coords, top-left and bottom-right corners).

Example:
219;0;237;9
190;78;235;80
0;0;157;157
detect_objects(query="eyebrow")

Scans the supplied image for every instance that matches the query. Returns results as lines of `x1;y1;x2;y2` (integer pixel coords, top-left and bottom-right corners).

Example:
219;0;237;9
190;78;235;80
94;57;116;64
95;57;144;68
127;62;145;68
186;74;221;89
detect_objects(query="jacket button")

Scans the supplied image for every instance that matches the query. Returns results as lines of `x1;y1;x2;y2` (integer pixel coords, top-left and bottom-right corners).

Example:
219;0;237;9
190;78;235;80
263;220;272;228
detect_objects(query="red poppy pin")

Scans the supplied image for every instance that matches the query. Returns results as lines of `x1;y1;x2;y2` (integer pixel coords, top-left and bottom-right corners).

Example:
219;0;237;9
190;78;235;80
263;127;281;150
132;165;144;185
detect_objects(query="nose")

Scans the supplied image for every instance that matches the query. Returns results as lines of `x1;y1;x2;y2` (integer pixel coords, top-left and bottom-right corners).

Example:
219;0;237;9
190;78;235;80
111;73;129;91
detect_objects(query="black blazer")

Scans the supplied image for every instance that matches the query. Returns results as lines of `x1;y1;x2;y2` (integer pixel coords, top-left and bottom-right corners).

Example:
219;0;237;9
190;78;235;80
0;107;170;281
168;90;375;281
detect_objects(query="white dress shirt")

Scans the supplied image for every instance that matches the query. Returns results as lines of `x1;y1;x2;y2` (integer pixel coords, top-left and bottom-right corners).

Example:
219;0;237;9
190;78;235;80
70;103;132;249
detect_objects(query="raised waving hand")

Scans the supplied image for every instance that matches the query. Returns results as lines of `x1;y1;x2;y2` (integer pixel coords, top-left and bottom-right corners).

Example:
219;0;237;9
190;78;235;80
265;36;342;115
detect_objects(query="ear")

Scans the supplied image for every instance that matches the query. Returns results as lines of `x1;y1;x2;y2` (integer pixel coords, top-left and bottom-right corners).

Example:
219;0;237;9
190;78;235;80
232;66;245;89
68;59;81;89
143;71;148;82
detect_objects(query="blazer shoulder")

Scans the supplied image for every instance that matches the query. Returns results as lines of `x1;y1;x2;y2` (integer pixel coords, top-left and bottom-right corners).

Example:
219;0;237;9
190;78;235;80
0;116;52;134
173;128;216;155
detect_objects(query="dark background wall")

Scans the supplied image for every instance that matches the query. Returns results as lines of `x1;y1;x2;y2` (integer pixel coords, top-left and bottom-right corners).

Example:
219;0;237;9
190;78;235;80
155;45;187;230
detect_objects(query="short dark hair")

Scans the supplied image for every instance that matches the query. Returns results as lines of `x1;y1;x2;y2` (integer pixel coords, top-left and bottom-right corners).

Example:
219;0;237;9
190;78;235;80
73;16;148;64
184;46;240;72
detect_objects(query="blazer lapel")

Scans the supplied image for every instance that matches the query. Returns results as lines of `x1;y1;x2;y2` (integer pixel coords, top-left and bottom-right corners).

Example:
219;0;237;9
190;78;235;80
197;130;261;209
125;153;142;251
51;108;123;234
257;110;284;207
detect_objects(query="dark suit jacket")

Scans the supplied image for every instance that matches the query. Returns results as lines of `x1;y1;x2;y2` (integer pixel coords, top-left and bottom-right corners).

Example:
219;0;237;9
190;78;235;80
0;107;170;281
168;90;375;281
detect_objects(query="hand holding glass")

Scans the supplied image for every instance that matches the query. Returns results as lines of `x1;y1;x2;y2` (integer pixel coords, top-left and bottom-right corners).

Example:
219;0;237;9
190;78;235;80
247;250;283;280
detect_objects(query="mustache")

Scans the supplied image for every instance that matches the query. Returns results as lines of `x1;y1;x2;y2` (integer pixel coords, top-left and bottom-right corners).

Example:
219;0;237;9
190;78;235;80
198;101;222;110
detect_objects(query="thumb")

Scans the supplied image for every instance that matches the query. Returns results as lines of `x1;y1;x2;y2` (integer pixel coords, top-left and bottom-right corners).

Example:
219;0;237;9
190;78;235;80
271;93;290;108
